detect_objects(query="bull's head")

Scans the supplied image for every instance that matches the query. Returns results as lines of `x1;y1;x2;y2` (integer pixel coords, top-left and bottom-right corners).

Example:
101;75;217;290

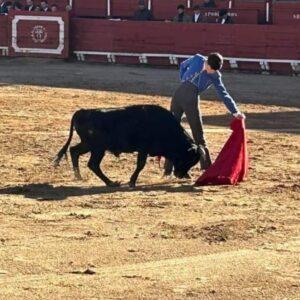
173;145;203;178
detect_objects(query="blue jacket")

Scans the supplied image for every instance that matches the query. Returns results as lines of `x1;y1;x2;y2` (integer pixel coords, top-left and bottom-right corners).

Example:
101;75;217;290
180;54;239;114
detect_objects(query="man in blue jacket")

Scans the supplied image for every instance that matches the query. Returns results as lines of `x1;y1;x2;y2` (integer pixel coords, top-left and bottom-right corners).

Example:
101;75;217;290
164;53;245;175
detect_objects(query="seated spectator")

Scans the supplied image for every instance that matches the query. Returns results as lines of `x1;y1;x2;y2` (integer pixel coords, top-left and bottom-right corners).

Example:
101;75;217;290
13;1;22;10
173;4;191;23
203;0;216;8
25;0;35;11
133;0;153;21
40;0;49;12
0;0;8;15
50;4;57;12
5;0;12;12
34;4;41;11
217;9;233;24
192;5;206;23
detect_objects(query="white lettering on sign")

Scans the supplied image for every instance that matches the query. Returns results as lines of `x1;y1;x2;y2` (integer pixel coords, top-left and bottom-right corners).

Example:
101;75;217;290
293;13;300;20
205;12;218;17
205;11;238;17
31;25;48;43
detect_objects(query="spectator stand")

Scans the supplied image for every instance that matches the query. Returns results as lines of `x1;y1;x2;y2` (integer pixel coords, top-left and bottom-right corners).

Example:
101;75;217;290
72;20;300;75
22;0;71;10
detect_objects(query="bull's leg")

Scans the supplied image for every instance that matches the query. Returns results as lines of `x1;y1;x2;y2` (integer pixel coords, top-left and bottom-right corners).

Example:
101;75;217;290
70;143;89;180
88;151;120;187
129;152;147;188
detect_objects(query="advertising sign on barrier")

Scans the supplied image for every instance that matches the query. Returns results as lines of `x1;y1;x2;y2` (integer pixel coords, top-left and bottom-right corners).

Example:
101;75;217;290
8;12;69;58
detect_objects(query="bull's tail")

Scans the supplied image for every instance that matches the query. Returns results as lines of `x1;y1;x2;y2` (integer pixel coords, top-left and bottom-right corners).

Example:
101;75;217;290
53;114;75;167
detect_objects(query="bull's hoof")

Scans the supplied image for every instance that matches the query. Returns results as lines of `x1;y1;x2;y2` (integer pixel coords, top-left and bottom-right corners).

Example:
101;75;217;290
129;181;136;188
162;173;173;179
75;174;83;181
74;169;82;181
107;181;121;188
52;156;60;168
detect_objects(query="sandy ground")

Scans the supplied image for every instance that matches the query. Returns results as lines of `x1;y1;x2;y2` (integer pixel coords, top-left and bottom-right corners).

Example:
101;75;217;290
0;60;299;299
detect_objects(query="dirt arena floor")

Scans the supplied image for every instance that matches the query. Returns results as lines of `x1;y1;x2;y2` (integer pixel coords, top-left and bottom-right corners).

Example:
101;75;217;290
0;59;299;299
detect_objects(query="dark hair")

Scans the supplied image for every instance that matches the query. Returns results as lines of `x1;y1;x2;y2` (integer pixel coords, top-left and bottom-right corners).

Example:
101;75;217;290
177;4;185;10
13;1;22;9
207;53;223;70
6;1;12;5
193;5;200;10
51;4;57;7
219;9;228;17
41;0;48;3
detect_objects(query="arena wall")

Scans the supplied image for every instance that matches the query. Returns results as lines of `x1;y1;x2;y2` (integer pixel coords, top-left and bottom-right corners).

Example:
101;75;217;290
0;10;299;74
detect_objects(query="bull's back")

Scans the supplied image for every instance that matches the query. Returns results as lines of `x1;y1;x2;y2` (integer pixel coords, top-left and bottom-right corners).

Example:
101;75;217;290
73;105;191;155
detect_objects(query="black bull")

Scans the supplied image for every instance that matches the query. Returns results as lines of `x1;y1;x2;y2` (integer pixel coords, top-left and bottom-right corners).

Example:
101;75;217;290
53;105;203;187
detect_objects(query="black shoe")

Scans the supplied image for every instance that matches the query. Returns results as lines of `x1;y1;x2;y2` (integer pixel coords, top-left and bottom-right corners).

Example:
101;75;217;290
199;145;212;170
204;147;212;167
163;159;173;176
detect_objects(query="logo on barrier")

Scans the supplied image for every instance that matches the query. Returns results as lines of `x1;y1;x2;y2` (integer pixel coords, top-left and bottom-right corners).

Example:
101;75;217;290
31;25;48;43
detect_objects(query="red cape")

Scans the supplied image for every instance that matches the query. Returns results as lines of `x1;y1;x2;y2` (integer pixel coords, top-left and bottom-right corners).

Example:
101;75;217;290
195;118;248;186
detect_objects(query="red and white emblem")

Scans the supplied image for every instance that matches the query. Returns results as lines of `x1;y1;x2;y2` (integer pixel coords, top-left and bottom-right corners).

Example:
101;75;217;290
31;25;48;43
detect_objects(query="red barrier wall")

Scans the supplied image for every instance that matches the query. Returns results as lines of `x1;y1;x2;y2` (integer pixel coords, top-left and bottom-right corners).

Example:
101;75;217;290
0;16;8;48
1;13;300;74
273;1;300;25
71;19;300;60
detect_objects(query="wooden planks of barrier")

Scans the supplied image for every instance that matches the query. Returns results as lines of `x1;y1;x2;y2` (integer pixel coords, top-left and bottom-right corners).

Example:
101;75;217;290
0;15;8;56
71;19;300;74
272;1;300;25
71;20;300;59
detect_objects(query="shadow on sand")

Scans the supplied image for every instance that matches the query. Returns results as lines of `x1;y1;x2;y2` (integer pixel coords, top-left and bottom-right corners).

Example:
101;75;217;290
201;110;300;135
0;182;201;201
1;58;300;108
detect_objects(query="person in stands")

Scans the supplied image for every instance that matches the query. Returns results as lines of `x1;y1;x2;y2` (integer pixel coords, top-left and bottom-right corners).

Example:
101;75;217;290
0;0;8;14
4;0;11;13
24;0;35;11
164;53;245;175
13;1;22;10
203;0;216;8
173;4;191;23
34;4;41;11
50;4;57;12
40;0;49;12
192;5;206;23
217;9;233;24
133;0;153;21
